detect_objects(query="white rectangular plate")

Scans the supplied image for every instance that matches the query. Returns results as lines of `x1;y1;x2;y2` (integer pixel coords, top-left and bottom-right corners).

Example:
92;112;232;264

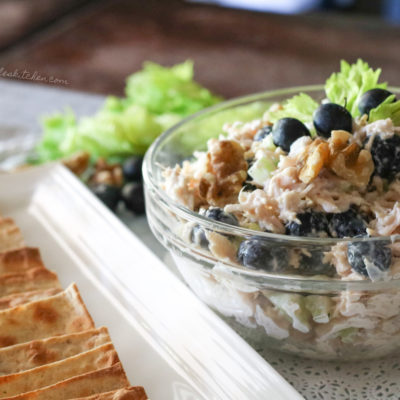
0;163;303;400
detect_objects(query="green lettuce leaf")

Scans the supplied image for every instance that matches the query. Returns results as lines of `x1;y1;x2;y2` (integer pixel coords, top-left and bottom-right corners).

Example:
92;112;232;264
34;61;222;163
125;60;222;116
369;95;400;125
267;93;318;125
154;113;182;131
60;105;163;159
325;59;387;117
35;111;76;163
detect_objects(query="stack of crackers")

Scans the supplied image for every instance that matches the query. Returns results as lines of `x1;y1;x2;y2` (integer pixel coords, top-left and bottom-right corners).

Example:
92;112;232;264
0;217;148;400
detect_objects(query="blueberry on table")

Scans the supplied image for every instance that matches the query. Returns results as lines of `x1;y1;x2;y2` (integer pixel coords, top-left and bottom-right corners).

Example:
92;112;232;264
121;182;145;214
328;209;367;238
92;184;121;212
122;156;143;182
347;240;392;278
313;103;352;138
368;135;400;180
237;237;288;272
358;88;395;117
286;212;330;238
254;126;272;142
272;118;311;152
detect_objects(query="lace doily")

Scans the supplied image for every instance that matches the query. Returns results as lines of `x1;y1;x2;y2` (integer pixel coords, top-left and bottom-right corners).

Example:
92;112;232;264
215;312;400;400
262;350;400;400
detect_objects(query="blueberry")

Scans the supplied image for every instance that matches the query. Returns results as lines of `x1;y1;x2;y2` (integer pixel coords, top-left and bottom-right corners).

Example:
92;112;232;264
205;208;239;226
254;126;272;142
190;208;238;248
328;209;367;238
190;225;208;249
298;250;336;277
368;135;400;180
347;240;391;278
272;118;311;152
286;212;329;238
92;184;121;211
237;237;288;272
358;89;395;117
242;183;258;192
122;156;143;182
246;158;254;168
313;103;352;138
121;182;145;214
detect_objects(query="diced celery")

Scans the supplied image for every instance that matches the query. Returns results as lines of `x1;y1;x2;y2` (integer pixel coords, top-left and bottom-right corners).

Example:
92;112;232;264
267;292;311;333
248;156;277;186
304;295;333;324
261;134;276;151
337;327;359;344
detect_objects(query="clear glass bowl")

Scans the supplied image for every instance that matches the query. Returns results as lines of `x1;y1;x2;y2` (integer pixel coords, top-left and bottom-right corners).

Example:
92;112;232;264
143;86;400;360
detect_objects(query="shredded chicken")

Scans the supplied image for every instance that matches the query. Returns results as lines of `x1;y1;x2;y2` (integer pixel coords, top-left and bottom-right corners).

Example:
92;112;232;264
223;119;264;150
225;189;285;233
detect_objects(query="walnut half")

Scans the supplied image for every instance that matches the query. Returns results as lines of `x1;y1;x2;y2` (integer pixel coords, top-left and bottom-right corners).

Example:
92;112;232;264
198;139;247;206
89;158;123;187
329;147;374;188
298;130;374;188
299;139;330;184
62;151;90;176
327;130;374;188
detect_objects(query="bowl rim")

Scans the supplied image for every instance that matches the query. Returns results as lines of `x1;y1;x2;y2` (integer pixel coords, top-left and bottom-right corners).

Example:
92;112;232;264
143;84;400;287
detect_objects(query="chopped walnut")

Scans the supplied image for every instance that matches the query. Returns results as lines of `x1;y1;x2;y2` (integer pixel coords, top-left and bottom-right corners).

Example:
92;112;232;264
327;131;374;188
298;130;374;188
62;151;90;176
89;158;123;187
329;148;374;188
329;130;352;152
299;139;330;184
198;139;247;206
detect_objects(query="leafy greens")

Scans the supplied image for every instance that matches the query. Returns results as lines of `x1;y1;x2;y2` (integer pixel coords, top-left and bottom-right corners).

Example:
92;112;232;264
34;61;222;163
369;95;400;125
325;59;387;117
266;59;400;129
267;93;318;125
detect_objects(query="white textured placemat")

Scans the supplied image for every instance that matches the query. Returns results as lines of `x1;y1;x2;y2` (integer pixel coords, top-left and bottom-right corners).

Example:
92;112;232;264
1;78;398;400
235;325;400;400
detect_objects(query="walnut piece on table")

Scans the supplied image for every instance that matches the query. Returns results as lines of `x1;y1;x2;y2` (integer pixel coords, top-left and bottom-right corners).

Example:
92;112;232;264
89;158;123;187
62;151;90;176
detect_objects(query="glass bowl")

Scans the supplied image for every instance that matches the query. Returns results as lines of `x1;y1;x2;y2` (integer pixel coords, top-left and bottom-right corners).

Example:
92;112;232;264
143;86;400;360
